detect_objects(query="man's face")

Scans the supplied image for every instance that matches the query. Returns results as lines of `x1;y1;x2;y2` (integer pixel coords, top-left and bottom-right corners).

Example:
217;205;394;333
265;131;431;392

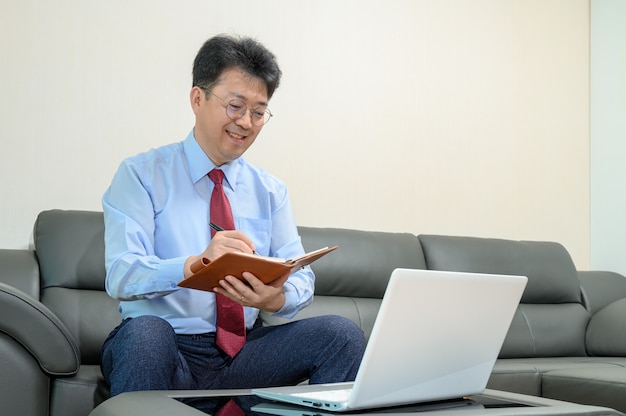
191;67;269;166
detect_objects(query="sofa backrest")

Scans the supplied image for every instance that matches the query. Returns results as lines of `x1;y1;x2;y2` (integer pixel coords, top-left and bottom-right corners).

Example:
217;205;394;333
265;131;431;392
31;210;591;361
300;226;427;298
418;234;590;357
0;249;40;299
34;210;121;365
261;226;427;339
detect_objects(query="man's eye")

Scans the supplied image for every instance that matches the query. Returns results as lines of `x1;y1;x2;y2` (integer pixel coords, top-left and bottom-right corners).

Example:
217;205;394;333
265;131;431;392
228;102;244;111
253;110;266;118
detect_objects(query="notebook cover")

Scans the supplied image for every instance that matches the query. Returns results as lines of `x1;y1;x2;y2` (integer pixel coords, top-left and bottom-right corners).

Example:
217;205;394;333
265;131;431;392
178;246;338;292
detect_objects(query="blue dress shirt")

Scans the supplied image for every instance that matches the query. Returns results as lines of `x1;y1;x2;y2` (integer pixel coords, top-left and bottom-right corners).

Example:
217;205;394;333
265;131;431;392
102;130;315;334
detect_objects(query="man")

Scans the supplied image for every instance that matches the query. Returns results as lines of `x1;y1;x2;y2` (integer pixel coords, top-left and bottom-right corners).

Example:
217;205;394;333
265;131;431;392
101;35;366;396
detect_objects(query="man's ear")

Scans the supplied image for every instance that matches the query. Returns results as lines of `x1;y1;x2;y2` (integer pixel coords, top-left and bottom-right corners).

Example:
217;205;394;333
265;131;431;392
190;86;204;115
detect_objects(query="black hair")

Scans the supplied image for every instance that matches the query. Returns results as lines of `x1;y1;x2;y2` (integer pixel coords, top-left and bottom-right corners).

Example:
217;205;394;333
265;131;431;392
192;34;282;99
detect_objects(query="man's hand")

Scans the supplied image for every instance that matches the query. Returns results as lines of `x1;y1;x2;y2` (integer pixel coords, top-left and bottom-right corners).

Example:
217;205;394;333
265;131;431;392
184;230;256;278
213;270;290;312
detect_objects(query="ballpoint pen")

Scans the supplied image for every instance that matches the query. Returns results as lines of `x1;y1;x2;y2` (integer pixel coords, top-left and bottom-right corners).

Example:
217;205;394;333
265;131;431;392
209;222;259;255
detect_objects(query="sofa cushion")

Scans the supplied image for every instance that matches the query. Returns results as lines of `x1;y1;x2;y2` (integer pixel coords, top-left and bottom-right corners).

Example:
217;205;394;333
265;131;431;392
501;304;589;357
489;357;626;400
41;287;121;365
542;367;626;413
487;368;544;396
51;365;109;416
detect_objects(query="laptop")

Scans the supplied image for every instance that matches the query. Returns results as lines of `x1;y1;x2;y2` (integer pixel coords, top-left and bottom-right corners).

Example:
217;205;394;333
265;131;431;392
252;268;528;412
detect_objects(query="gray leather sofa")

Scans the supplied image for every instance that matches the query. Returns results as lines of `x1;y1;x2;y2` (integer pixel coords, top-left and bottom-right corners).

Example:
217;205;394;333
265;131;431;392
2;209;626;416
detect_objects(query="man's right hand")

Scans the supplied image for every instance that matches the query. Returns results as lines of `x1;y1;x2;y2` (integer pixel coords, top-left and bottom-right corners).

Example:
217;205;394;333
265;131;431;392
184;230;256;278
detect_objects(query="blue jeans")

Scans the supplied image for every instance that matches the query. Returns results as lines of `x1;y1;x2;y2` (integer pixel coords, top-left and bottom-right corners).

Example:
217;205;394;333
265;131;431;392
101;314;366;396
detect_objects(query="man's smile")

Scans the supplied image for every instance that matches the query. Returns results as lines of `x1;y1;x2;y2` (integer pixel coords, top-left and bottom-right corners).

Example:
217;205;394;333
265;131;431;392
226;129;248;142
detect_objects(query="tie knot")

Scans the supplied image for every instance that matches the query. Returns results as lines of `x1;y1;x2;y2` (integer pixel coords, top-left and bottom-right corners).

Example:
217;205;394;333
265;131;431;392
208;169;225;185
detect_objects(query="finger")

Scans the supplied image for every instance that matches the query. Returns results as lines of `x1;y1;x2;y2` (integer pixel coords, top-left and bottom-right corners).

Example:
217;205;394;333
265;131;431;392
214;284;245;305
211;236;250;255
240;271;265;290
216;230;256;254
223;275;256;302
215;277;240;297
224;274;253;293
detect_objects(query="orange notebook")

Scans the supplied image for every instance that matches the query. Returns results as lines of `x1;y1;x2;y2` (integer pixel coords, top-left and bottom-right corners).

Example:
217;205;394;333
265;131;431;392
178;246;338;292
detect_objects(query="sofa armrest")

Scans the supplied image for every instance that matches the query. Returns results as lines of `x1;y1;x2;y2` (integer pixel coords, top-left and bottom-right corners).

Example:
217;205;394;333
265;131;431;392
578;271;626;356
579;270;626;313
0;282;80;376
586;298;626;356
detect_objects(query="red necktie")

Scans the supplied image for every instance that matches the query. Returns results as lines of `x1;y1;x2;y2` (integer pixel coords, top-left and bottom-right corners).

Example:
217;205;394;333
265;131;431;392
216;399;245;416
208;168;246;357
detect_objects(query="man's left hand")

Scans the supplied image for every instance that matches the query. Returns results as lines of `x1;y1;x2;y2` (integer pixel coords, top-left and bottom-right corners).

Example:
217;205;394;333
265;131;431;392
213;270;289;312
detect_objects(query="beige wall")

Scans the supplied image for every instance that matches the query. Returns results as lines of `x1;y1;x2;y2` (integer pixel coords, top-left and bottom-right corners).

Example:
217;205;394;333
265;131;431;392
0;0;590;268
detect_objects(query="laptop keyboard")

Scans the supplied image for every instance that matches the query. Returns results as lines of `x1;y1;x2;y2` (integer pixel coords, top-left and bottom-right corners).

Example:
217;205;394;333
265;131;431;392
292;388;352;402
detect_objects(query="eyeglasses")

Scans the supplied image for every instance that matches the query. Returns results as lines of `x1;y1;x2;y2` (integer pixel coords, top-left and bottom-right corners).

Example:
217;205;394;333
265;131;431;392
201;88;273;126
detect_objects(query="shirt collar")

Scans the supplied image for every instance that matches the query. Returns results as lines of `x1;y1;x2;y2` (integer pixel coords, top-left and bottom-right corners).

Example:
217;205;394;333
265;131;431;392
183;129;241;189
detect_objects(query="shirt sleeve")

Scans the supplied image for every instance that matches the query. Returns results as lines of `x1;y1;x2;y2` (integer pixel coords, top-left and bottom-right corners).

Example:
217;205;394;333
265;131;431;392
263;185;315;319
102;159;185;301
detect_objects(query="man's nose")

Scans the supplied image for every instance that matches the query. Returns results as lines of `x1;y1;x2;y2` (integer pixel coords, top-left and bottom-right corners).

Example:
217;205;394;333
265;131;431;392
235;109;253;129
